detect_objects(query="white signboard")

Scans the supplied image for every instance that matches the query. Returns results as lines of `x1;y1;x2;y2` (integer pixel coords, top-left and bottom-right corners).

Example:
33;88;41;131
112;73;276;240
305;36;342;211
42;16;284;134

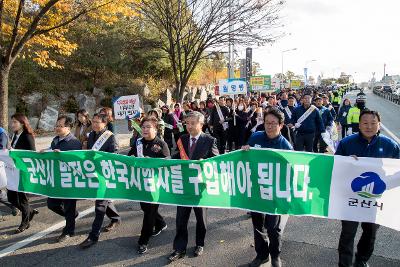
113;95;141;120
271;77;281;91
218;79;248;95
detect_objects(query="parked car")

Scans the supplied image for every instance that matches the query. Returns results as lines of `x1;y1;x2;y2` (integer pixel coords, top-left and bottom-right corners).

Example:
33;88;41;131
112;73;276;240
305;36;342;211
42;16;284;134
382;85;393;93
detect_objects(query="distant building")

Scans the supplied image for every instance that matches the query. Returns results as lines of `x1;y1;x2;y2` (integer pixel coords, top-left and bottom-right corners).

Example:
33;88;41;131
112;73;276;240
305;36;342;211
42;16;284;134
382;74;400;84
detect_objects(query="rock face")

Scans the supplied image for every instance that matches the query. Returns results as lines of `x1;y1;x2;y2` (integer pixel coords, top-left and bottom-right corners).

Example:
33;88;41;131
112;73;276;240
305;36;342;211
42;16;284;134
38;106;59;131
161;89;173;106
77;94;96;116
29;117;39;130
22;92;43;117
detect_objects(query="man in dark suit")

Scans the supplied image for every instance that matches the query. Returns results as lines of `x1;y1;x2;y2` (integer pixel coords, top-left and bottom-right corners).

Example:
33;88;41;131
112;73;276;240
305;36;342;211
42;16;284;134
209;96;230;154
46;115;82;242
168;111;219;262
79;113;121;249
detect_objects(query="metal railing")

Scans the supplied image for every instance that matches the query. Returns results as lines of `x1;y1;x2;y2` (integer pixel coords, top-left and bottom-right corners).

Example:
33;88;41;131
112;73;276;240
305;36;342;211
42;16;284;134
373;89;400;105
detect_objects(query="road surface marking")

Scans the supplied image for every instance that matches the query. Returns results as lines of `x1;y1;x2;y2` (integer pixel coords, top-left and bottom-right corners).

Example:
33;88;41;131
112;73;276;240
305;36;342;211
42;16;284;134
380;123;400;144
0;206;95;258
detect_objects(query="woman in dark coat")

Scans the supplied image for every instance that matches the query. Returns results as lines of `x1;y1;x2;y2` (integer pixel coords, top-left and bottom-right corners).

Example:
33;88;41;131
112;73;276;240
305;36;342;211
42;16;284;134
7;113;39;233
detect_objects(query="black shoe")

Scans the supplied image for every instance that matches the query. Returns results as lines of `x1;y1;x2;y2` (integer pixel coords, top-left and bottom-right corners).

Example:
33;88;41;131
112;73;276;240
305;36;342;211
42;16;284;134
271;257;282;267
152;224;167;237
194;246;204;257
168;250;186;262
137;244;148;254
248;257;269;267
79;238;97;249
57;233;72;243
354;261;369;267
104;221;120;232
29;209;39;221
15;224;30;234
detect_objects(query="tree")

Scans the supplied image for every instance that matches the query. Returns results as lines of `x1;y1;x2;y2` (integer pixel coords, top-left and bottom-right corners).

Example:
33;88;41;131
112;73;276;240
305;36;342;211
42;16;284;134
0;0;137;128
140;0;284;102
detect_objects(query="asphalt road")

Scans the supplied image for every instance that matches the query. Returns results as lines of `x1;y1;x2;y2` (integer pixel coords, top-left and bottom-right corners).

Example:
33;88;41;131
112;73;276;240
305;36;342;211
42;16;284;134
1;90;400;267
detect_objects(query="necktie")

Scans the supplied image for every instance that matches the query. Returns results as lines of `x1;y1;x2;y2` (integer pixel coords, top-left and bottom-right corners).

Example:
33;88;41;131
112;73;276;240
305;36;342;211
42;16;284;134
189;137;197;157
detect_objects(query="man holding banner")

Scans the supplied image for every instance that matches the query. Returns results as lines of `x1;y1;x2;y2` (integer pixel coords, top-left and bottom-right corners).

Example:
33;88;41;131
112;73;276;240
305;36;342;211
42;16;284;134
79;113;121;249
335;110;400;267
169;111;219;262
242;108;292;267
46;116;82;242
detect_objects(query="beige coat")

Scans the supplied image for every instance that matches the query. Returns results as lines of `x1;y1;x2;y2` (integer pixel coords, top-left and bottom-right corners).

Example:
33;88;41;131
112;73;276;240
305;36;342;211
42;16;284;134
74;124;92;149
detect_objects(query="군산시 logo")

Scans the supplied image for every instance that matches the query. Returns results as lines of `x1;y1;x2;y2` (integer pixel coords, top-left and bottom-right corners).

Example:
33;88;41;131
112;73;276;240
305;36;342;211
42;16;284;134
351;172;386;198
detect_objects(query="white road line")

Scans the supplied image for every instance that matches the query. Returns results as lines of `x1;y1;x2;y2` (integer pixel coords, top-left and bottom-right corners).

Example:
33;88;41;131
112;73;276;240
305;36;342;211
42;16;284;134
381;123;400;144
0;206;95;258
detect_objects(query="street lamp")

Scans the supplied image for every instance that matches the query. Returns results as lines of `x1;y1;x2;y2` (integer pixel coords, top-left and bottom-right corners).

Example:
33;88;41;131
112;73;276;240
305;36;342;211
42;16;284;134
281;48;297;90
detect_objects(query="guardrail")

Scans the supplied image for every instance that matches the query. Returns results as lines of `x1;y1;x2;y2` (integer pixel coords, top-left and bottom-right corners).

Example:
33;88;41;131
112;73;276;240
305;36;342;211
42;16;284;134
373;89;400;105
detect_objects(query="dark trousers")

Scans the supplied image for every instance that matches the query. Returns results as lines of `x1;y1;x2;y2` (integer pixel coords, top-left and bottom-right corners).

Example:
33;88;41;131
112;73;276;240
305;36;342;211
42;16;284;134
341;125;349;139
89;200;120;241
338;220;379;267
294;133;315;152
7;190;31;227
138;202;166;245
47;198;78;235
227;125;236;151
212;126;227;154
164;130;173;150
313;132;328;153
251;212;288;260
173;206;207;252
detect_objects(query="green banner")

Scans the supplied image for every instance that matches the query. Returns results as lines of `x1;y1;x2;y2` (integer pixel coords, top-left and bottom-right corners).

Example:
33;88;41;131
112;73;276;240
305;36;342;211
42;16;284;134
8;149;334;216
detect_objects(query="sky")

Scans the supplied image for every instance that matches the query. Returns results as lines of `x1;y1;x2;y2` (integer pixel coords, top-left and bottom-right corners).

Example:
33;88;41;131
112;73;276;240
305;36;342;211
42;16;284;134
242;0;400;83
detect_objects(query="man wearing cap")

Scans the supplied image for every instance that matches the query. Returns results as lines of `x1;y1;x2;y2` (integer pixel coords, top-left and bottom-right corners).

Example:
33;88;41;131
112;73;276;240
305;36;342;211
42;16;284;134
288;94;325;152
347;92;367;134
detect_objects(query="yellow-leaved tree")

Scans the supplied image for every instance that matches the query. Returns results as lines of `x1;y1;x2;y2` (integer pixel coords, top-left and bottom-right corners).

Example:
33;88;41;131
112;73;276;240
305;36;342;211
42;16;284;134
0;0;138;128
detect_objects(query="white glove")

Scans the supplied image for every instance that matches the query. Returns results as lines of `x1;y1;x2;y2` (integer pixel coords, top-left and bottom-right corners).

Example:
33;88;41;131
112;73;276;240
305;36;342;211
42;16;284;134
346;127;352;136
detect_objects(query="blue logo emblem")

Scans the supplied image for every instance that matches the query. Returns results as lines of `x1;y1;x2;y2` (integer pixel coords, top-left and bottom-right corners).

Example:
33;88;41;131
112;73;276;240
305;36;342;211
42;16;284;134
351;172;386;198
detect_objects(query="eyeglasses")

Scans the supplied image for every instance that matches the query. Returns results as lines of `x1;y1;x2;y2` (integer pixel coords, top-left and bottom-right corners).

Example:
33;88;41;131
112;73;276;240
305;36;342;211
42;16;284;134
265;122;280;127
54;125;66;128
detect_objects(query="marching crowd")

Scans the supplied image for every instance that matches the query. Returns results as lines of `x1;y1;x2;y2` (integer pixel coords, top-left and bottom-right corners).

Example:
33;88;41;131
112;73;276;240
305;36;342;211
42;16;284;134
0;86;399;267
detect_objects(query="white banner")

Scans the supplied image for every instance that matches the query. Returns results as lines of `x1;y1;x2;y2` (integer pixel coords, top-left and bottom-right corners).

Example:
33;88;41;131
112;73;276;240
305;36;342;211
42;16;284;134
0;150;19;189
329;156;400;230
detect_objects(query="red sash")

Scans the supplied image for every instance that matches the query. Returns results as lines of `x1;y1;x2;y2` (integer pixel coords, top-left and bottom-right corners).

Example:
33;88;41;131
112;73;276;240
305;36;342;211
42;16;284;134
177;138;189;160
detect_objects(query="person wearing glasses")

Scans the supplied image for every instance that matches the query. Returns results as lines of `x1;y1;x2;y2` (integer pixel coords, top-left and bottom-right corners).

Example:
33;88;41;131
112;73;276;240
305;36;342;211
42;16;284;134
242;108;293;267
128;116;170;254
46;116;82;242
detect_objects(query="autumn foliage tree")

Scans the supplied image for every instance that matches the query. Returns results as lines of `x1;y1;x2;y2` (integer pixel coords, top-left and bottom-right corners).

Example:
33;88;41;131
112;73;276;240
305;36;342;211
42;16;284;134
0;0;137;128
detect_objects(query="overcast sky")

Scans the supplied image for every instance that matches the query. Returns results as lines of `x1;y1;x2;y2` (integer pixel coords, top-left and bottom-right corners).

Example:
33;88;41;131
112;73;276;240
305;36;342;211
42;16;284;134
246;0;400;82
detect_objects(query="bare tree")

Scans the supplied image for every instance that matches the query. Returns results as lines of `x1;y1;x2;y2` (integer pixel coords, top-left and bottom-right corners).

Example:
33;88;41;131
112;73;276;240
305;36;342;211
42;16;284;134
140;0;284;102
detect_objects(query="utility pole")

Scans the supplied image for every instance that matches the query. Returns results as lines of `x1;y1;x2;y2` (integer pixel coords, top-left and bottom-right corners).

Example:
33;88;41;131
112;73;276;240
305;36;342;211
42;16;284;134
227;0;235;79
